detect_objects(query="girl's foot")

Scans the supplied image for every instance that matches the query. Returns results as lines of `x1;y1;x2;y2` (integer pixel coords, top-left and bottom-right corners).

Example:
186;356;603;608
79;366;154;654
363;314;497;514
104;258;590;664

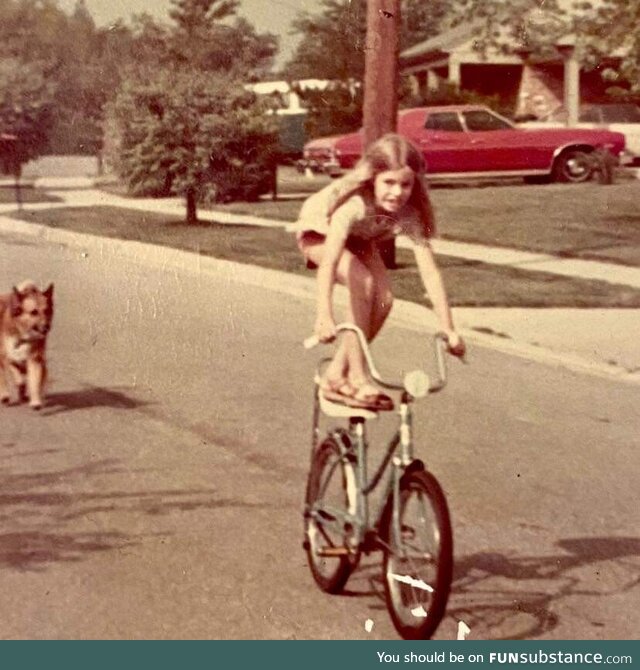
348;380;394;411
321;378;379;410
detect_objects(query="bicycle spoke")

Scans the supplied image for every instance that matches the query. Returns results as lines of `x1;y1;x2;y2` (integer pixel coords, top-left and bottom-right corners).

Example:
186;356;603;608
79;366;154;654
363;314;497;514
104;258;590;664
383;471;453;639
304;437;360;593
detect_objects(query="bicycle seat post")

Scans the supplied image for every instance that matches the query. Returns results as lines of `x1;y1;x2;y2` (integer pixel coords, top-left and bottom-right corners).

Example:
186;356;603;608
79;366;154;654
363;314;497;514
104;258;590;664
398;395;414;466
310;380;321;454
348;416;369;537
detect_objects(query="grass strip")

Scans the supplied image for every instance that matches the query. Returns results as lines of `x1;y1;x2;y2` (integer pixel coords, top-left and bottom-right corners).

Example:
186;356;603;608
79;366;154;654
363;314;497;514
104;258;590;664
0;186;62;204
208;180;640;267
8;205;640;308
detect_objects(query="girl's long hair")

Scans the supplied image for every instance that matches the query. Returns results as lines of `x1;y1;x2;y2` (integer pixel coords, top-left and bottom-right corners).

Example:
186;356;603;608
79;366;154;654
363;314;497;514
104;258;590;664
327;133;435;238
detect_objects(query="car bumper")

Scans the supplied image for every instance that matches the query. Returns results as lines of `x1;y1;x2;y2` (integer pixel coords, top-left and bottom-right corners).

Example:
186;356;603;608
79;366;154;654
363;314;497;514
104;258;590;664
296;158;342;176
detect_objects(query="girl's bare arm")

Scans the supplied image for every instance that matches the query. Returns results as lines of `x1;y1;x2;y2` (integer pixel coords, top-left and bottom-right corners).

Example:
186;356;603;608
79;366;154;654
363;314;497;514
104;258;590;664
315;226;348;341
413;242;465;355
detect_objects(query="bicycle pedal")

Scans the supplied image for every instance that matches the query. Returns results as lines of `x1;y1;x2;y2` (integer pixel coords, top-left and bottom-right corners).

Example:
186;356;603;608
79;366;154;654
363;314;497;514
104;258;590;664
317;546;351;557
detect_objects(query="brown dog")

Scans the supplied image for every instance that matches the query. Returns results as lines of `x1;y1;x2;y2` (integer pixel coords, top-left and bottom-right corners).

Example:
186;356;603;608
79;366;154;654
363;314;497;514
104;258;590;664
0;280;54;410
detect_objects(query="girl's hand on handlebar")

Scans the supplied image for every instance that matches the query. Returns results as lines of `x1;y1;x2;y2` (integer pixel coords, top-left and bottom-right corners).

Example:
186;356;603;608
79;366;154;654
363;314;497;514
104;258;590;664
314;314;337;343
445;331;466;358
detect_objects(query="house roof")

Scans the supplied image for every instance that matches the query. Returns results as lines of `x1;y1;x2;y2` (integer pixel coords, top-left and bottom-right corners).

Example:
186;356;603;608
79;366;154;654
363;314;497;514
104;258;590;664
400;104;488;114
400;22;481;62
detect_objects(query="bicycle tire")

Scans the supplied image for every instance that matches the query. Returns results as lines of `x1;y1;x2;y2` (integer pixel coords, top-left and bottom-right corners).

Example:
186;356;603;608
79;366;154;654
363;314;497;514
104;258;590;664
304;436;359;593
383;469;453;639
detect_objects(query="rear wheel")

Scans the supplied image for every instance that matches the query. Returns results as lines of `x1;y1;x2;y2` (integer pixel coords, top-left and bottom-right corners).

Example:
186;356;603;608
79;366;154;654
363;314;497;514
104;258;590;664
553;149;594;183
304;436;359;593
383;470;453;639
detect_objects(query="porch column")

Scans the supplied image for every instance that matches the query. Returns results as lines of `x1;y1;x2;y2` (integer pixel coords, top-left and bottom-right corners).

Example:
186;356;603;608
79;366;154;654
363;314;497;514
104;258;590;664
556;37;579;126
427;69;439;91
448;55;461;87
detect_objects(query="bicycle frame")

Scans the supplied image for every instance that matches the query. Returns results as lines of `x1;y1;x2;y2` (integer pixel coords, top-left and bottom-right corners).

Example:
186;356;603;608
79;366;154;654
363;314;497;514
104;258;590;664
307;325;449;555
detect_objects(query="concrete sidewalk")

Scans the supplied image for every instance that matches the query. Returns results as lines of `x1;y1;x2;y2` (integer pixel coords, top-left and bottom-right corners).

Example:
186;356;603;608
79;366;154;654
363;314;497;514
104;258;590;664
0;187;638;383
3;187;640;289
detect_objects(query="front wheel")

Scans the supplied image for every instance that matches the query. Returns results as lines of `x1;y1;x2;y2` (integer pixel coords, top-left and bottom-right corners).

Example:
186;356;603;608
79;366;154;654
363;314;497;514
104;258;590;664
553;149;594;183
304;436;360;593
383;470;453;639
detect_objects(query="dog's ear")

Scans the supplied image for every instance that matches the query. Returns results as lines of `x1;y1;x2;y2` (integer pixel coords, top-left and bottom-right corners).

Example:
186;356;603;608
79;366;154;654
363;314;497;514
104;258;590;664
10;286;22;317
44;283;54;302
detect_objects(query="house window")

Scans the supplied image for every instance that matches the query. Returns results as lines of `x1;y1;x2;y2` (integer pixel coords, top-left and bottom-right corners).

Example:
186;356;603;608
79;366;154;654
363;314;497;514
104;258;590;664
463;110;512;131
425;112;463;132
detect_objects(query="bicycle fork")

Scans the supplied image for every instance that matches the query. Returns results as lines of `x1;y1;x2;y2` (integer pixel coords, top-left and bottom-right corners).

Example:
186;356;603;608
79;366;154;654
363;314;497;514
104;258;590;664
390;395;423;554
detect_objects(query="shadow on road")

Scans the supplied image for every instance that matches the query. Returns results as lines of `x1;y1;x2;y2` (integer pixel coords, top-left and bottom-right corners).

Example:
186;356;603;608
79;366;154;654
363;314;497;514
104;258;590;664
309;537;640;639
449;536;640;639
0;457;271;572
0;529;130;572
41;385;149;416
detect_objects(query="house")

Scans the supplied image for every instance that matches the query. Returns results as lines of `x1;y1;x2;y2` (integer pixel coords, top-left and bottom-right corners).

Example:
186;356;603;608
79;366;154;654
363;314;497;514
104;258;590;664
245;79;331;156
399;22;619;121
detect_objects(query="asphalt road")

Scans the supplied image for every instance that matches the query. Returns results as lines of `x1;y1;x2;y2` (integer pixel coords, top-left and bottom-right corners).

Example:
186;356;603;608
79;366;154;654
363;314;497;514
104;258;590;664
0;230;638;640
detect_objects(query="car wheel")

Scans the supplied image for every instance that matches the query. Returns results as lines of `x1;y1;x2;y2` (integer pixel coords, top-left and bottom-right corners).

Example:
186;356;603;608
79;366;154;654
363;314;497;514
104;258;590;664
553;149;594;183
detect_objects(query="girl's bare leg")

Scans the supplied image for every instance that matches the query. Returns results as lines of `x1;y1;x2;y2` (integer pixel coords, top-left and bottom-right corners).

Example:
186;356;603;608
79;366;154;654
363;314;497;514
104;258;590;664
338;245;394;387
331;249;379;384
303;242;376;386
361;243;394;341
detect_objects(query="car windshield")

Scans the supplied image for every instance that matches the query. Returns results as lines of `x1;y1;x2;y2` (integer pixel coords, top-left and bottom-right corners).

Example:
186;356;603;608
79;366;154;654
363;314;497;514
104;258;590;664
462;110;514;131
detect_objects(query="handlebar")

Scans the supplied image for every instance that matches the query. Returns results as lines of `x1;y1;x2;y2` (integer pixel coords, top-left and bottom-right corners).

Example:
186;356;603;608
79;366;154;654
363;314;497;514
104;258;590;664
304;323;450;395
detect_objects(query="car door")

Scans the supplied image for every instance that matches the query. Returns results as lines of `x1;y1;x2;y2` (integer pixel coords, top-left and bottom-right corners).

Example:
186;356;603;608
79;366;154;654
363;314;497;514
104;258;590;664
459;109;528;171
403;111;470;174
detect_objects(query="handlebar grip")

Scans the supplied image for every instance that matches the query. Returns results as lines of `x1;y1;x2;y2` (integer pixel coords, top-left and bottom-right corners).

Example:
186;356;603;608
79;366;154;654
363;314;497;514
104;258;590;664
303;335;320;350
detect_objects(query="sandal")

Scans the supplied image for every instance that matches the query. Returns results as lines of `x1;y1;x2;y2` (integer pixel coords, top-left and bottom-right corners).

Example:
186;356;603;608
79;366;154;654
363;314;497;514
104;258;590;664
351;383;394;412
321;378;378;410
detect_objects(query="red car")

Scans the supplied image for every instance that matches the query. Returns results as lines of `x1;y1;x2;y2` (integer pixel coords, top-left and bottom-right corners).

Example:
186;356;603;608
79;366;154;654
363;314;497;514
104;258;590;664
296;134;343;177
311;105;626;183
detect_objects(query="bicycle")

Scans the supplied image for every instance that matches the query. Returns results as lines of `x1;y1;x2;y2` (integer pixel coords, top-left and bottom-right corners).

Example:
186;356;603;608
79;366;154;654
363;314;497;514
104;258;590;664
302;323;454;640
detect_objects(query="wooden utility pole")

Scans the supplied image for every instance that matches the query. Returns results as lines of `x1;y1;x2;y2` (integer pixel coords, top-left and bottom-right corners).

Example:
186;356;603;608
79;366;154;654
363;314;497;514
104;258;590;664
362;0;401;267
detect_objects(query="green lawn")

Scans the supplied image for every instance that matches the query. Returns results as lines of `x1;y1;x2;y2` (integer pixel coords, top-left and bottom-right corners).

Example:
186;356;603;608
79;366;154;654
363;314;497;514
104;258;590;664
10;205;640;308
211;176;640;267
0;185;62;204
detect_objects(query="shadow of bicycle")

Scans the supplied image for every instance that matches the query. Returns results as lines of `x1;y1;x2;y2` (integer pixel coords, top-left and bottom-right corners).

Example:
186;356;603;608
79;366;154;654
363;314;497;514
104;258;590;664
449;536;640;639
330;536;640;639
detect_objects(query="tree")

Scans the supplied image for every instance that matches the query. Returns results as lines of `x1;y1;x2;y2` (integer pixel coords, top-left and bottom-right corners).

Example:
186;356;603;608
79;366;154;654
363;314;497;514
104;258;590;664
0;0;135;157
167;0;277;77
401;0;454;52
0;0;65;162
451;0;640;97
574;0;640;95
106;0;279;212
292;83;364;138
282;0;452;138
284;0;367;81
449;0;569;56
282;0;451;81
0;0;69;64
0;58;55;177
49;0;107;154
109;67;277;222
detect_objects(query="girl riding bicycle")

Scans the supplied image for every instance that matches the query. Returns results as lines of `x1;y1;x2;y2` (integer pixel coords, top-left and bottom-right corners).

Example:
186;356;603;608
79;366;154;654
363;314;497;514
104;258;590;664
294;133;465;411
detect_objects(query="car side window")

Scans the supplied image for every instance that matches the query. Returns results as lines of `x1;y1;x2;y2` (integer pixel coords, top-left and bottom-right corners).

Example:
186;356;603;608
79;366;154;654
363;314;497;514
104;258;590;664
463;110;513;131
424;112;463;132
